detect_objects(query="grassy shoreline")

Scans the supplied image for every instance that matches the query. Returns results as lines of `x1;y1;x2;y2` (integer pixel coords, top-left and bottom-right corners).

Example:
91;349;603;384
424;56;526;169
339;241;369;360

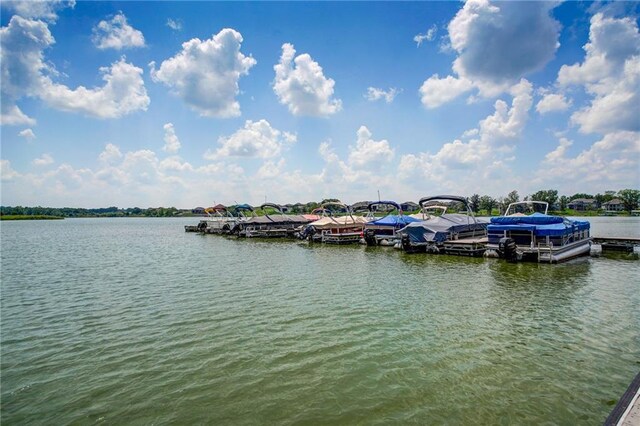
1;215;65;221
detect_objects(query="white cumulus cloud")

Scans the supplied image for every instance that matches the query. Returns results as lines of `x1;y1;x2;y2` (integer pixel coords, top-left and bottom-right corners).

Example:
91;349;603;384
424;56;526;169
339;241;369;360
162;123;181;153
558;13;640;134
92;12;145;50
536;92;571;114
420;1;560;108
401;79;533;193
19;128;36;140
205;119;296;160
1;15;149;124
151;28;256;118
33;153;54;166
365;87;401;103
1;0;74;21
273;43;342;117
348;126;395;168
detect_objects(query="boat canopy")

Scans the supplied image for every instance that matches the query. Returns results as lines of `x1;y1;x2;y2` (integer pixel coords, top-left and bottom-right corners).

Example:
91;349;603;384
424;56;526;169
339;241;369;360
234;204;254;211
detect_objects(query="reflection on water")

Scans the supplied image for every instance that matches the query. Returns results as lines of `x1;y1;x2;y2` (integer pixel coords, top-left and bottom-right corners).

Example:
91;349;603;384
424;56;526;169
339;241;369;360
1;218;639;424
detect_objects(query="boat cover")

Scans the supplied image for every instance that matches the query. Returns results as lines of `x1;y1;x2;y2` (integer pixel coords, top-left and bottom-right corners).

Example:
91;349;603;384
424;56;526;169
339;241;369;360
244;214;314;225
488;218;590;237
309;216;370;229
399;214;489;243
490;212;563;225
366;215;421;227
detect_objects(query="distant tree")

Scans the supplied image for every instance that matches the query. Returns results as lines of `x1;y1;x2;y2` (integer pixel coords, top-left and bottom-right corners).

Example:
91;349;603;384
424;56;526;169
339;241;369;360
559;195;569;211
570;193;594;200
505;190;519;205
530;189;558;207
617;189;640;212
469;194;480;213
480;195;497;215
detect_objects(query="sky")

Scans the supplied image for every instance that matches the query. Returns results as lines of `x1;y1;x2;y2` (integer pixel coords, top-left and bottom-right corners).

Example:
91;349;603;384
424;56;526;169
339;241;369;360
1;0;639;208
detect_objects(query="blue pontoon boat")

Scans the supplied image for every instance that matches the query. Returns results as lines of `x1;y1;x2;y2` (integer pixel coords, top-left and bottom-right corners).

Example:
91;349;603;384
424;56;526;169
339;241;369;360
362;201;422;246
485;201;591;263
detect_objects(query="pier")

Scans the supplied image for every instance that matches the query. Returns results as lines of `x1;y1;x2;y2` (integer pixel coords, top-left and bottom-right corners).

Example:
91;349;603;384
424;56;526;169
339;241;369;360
592;237;640;253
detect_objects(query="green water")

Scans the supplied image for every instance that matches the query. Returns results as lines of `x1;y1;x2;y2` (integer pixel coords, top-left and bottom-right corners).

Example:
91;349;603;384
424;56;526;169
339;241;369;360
1;218;639;424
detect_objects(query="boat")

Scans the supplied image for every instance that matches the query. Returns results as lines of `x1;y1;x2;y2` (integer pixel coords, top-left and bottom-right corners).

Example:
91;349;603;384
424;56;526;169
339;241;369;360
194;205;240;234
485;201;591;263
231;203;317;238
362;201;422;246
298;202;371;244
398;195;489;256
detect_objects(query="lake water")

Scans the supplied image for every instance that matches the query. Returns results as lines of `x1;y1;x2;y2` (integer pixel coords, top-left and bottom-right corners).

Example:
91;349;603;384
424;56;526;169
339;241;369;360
1;217;639;424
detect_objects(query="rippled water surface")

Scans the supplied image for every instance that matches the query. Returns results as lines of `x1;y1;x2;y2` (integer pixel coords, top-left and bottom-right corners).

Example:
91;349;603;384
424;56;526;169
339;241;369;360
2;217;639;424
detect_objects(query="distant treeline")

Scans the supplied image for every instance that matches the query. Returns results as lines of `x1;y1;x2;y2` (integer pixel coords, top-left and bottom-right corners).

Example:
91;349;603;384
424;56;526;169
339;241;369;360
1;189;638;218
0;206;184;218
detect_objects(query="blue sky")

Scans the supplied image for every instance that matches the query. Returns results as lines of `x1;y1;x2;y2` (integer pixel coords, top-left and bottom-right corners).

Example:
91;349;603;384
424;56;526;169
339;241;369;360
1;1;639;208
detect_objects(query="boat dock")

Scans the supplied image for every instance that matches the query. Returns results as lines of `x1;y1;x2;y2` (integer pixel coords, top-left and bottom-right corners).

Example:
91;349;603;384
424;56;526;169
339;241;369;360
592;237;640;253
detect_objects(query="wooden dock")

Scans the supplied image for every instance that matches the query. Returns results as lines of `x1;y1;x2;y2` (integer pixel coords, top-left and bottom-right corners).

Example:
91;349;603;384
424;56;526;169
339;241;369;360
592;236;640;253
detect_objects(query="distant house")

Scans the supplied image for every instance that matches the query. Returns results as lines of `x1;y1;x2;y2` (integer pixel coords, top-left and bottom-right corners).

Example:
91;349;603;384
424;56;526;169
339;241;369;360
192;207;206;215
350;201;370;213
567;198;598;211
400;201;419;212
602;199;624;212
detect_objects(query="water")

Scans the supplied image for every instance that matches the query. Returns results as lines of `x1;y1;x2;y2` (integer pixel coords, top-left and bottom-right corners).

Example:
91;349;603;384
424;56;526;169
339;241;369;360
1;217;639;424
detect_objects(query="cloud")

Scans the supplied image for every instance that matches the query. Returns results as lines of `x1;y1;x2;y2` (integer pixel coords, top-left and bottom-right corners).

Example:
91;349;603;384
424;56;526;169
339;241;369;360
99;143;123;164
1;0;75;21
150;28;256;118
166;18;182;31
33;153;54;166
420;1;560;107
414;25;437;47
535;131;640;191
1;159;20;181
401;79;533;193
92;12;145;50
18;128;36;140
558;14;640;134
205;119;296;159
419;74;473;108
348;126;394;168
273;43;342;116
536;92;571;114
162;123;181;153
0;15;149;125
364;87;401;103
39;57;150;118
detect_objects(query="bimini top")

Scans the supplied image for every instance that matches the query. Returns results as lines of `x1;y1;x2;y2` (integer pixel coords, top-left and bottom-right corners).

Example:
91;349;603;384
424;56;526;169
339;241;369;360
490;212;563;225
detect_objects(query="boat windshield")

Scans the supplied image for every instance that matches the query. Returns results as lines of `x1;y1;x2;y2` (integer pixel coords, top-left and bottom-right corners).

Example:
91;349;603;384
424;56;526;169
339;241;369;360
505;201;549;216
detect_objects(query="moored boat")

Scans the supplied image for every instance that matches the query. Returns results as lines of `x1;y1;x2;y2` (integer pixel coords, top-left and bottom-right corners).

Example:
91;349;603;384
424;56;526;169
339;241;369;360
231;203;317;238
298;202;371;244
398;195;489;256
362;201;422;246
485;201;591;263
